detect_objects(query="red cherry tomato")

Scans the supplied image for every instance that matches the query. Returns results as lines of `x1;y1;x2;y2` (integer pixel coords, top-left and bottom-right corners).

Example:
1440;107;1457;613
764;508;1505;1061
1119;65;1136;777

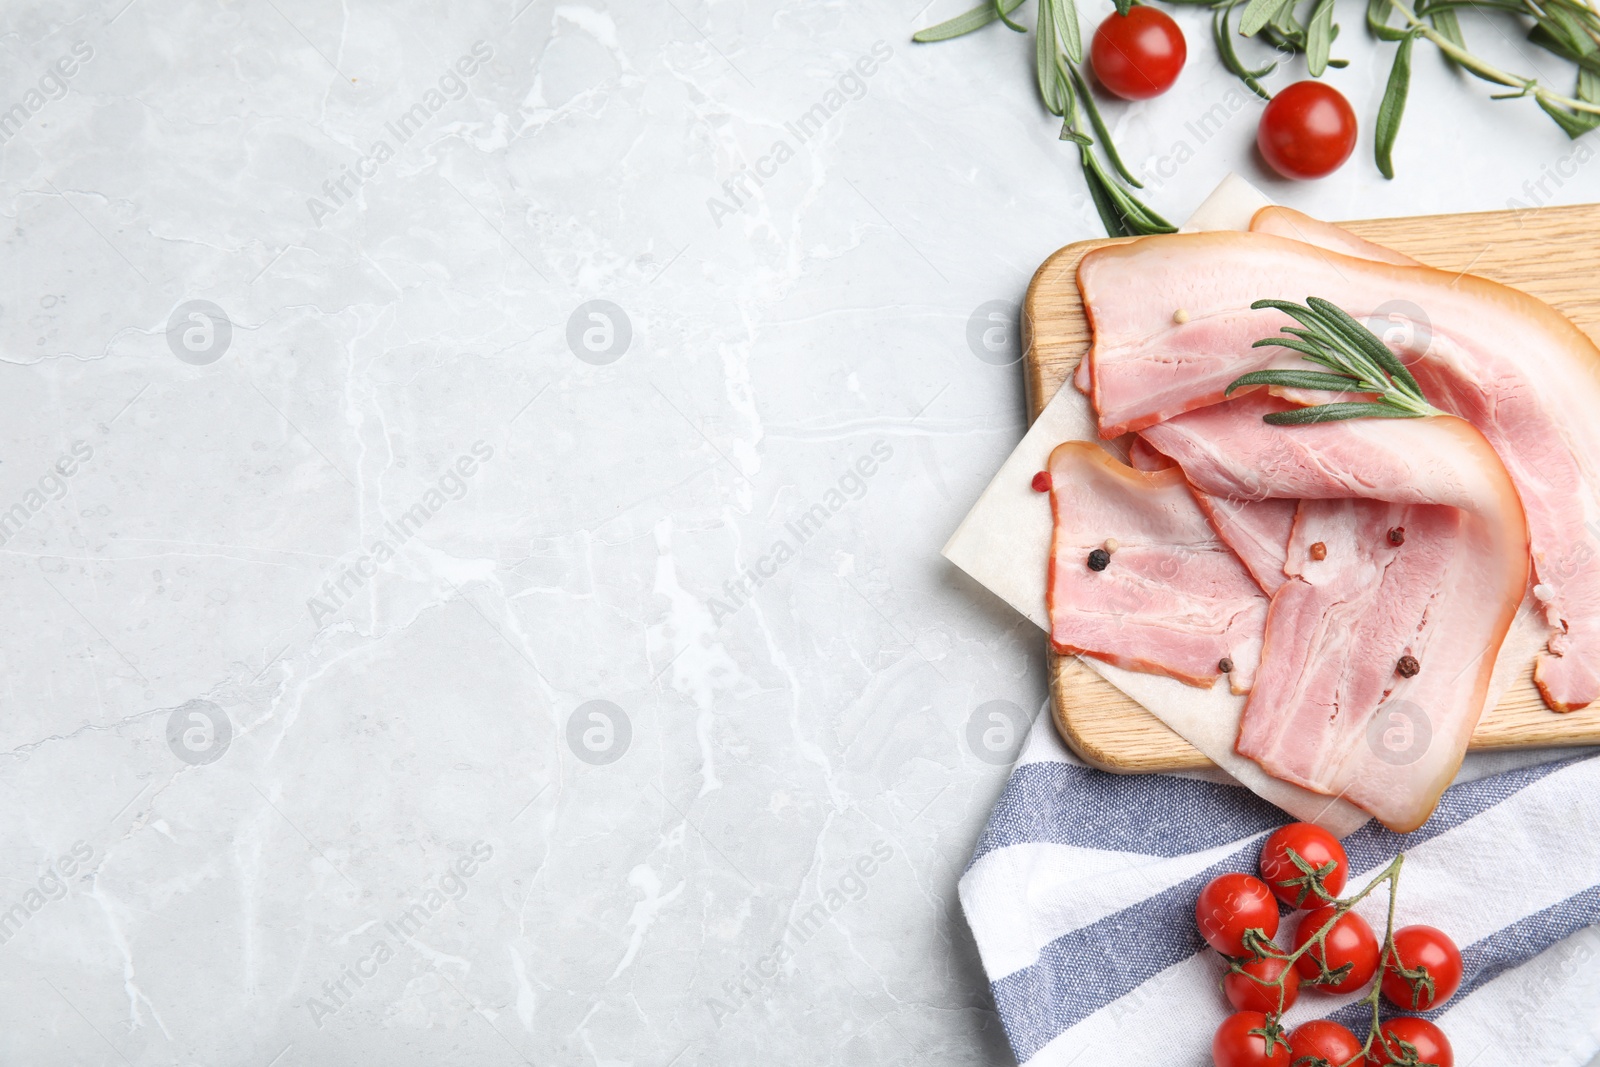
1223;955;1300;1014
1291;905;1379;993
1366;1017;1453;1067
1259;823;1349;908
1289;1020;1365;1066
1381;925;1463;1010
1257;81;1358;180
1197;873;1281;956
1213;1011;1292;1067
1090;7;1187;100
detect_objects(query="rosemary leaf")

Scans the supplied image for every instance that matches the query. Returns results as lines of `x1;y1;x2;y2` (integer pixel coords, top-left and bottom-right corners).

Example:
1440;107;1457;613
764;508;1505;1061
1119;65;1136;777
1307;0;1337;75
1240;0;1294;37
1375;30;1418;179
1056;56;1080;121
913;0;1028;42
1225;369;1365;395
1581;66;1600;108
1080;149;1134;238
1249;335;1333;362
1269;0;1303;37
1544;5;1591;56
1429;5;1465;52
1052;0;1083;65
1265;402;1424;425
997;0;1030;32
1367;0;1411;43
1036;0;1068;115
1215;5;1276;99
1068;62;1142;186
1537;94;1600;136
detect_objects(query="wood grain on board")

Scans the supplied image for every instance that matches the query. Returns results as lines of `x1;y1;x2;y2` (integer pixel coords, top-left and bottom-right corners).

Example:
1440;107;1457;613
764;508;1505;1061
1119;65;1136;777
1024;202;1600;773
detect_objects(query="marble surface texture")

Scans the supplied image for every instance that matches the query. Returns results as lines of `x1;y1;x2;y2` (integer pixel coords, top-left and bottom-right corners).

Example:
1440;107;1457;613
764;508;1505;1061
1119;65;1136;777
1;0;1597;1064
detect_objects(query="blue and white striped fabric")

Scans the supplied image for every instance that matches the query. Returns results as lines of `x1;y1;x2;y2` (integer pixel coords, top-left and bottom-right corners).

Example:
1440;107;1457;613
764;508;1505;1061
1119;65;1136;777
959;710;1600;1066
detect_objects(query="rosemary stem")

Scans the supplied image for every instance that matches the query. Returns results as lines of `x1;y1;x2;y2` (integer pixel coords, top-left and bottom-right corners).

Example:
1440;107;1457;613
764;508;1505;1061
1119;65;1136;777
1387;0;1600;115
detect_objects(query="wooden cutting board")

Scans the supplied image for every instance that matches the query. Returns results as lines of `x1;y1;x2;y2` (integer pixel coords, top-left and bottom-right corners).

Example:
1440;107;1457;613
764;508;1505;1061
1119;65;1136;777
1025;201;1600;773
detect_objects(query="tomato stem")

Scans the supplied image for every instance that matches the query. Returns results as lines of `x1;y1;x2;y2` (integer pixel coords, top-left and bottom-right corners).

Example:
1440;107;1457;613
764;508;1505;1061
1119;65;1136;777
1272;844;1341;908
1230;853;1408;1067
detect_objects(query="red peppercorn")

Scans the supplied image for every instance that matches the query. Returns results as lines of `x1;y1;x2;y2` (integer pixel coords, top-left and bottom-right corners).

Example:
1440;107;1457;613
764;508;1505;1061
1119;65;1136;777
1031;471;1052;493
1388;526;1406;545
1310;541;1327;561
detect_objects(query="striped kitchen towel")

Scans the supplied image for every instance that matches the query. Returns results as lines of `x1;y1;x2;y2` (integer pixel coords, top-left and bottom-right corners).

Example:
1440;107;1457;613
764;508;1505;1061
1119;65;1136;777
959;710;1600;1066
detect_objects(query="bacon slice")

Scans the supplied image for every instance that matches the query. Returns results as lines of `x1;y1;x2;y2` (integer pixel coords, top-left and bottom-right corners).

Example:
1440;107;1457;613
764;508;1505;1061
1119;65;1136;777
1046;442;1267;693
1249;206;1422;267
1142;396;1529;832
1079;229;1600;711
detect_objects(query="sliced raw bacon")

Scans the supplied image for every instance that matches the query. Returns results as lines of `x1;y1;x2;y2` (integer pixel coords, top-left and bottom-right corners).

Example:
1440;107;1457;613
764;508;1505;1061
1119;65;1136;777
1078;229;1600;711
1045;442;1267;693
1142;395;1528;832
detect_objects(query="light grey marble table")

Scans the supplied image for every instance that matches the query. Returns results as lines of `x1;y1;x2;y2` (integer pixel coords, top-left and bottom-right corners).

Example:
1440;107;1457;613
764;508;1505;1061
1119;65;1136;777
1;1;1596;1064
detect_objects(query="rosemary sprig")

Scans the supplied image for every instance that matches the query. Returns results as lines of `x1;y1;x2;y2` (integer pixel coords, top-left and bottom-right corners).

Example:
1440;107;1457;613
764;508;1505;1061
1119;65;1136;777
1157;0;1348;99
911;0;1029;41
913;0;1175;238
1321;0;1600;172
1225;297;1442;426
1216;0;1600;174
1389;0;1600;128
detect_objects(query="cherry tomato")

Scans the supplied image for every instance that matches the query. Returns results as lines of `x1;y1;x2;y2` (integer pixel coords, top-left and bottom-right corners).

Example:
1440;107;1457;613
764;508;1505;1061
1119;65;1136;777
1288;1020;1365;1067
1197;873;1281;956
1213;1011;1292;1067
1090;7;1187;101
1381;925;1463;1010
1223;955;1300;1014
1291;905;1379;993
1257;81;1358;180
1259;823;1348;908
1366;1017;1453;1067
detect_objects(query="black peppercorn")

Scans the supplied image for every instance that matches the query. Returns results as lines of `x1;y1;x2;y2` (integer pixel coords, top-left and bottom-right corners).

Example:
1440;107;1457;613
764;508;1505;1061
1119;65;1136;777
1388;526;1406;546
1219;657;1234;674
1397;655;1420;678
1087;548;1110;571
